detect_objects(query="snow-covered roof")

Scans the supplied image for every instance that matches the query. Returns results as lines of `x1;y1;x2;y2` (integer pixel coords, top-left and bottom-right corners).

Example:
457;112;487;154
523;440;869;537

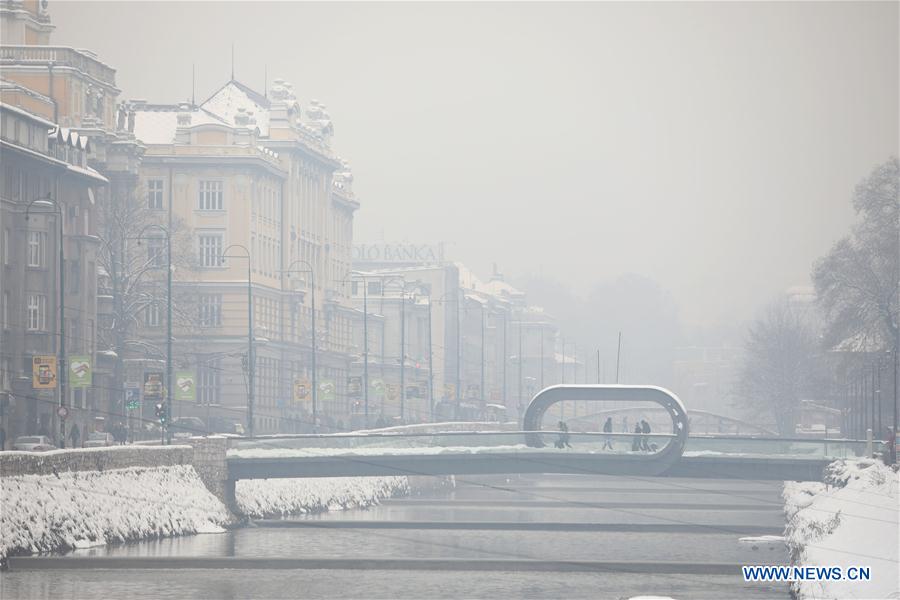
202;80;271;136
484;278;524;299
132;106;230;145
455;262;486;291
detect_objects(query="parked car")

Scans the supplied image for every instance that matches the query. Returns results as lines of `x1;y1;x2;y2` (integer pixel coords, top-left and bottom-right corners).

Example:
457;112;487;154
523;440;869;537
170;417;206;438
83;431;115;448
12;436;57;452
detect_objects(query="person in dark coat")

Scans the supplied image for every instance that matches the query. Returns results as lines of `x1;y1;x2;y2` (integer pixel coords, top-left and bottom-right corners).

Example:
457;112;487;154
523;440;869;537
69;423;81;448
632;422;643;452
555;421;572;449
602;417;614;450
640;419;652;451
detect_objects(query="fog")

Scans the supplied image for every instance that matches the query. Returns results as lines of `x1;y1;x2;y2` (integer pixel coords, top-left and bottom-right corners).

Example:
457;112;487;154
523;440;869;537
51;1;898;334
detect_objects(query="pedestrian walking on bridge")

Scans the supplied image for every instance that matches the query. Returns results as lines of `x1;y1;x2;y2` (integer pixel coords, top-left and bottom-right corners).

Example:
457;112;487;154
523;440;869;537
602;417;614;450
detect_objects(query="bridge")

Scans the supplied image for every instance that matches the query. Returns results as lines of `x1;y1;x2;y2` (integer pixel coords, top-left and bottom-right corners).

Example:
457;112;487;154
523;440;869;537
220;385;877;503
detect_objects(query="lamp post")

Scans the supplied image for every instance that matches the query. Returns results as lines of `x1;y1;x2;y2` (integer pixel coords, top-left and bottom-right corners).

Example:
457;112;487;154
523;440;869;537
409;287;434;421
349;271;372;426
518;319;523;415
282;260;316;429
136;224;172;440
25;195;65;448
221;244;252;437
463;295;486;408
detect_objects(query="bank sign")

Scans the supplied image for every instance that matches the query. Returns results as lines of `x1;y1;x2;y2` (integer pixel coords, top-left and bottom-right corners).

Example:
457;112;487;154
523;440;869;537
353;243;445;264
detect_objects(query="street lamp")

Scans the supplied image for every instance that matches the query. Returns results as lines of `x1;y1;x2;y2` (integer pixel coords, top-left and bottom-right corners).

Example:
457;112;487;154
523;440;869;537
432;290;462;420
221;244;253;437
282;260;317;429
135;224;172;442
463;294;486;409
349;271;372;427
409;287;434;421
25;195;66;448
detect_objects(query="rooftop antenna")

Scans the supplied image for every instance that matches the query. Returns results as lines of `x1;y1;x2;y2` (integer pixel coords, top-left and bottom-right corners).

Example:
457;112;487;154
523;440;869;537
231;43;235;80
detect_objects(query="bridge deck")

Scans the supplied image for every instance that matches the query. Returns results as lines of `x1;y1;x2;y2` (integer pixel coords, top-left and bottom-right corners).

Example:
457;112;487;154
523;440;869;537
226;451;834;481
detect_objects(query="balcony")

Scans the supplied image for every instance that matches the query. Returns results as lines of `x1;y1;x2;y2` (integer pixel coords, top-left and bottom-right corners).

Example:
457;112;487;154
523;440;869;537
0;46;116;87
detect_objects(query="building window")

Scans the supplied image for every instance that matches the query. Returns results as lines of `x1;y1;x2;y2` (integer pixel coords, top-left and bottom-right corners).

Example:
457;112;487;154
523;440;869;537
147;179;164;210
199;294;222;327
145;303;160;327
26;294;46;331
198;233;223;267
198;181;223;211
368;281;382;296
2;291;8;329
198;358;221;406
147;236;165;268
27;231;46;268
3;228;9;265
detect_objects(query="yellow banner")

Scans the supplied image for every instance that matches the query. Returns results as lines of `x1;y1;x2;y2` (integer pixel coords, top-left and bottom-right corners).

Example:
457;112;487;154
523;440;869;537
32;356;57;389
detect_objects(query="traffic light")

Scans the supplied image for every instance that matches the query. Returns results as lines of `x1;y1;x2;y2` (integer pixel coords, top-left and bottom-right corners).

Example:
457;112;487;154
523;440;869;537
155;402;168;425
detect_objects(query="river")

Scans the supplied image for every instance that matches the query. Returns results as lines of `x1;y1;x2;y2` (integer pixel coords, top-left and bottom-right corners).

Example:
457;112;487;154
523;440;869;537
2;474;790;599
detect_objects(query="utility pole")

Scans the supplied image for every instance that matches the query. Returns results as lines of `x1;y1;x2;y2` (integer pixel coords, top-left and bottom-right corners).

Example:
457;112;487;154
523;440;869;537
363;276;369;426
539;326;544;389
518;320;523;413
615;331;622;384
400;288;406;420
427;295;434;421
26;197;66;447
502;311;507;407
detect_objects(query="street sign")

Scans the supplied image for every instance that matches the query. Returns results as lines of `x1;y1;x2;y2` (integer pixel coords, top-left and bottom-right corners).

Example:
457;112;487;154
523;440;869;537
32;356;57;389
57;405;69;419
175;371;195;401
125;384;141;411
69;355;92;387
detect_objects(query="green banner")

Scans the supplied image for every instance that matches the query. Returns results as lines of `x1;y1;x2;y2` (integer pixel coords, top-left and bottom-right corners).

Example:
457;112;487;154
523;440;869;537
69;355;92;387
318;379;335;401
175;371;196;401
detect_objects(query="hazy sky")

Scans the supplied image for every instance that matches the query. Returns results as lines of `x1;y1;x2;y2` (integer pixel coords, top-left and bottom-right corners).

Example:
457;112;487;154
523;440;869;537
51;1;898;327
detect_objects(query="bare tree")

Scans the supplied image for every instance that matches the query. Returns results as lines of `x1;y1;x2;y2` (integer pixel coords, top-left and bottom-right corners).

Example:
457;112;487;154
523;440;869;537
96;181;196;420
812;158;899;355
736;300;826;436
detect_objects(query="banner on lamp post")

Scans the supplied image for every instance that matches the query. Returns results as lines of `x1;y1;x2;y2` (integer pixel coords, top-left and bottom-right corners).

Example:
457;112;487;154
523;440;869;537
175;371;196;401
32;356;57;389
318;379;335;401
69;355;92;387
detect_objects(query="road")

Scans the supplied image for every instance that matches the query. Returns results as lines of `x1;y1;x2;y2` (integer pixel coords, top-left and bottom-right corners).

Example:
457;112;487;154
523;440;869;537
2;474;790;599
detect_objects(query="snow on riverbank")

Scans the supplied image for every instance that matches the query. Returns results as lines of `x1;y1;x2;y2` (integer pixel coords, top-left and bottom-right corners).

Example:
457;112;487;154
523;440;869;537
235;476;409;518
784;459;899;600
1;461;413;560
0;465;230;561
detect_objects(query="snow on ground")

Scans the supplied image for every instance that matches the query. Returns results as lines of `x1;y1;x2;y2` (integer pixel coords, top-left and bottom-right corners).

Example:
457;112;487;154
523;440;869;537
0;465;230;561
235;476;409;518
784;459;899;600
